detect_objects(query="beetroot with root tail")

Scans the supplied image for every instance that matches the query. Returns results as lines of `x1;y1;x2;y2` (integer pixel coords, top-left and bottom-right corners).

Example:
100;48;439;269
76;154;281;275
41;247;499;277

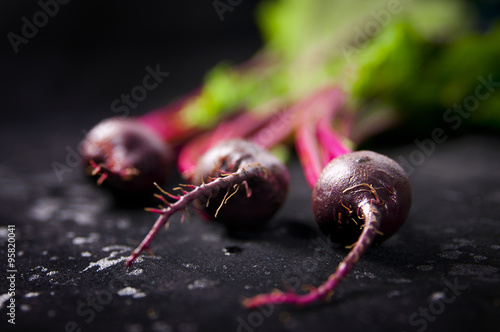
243;150;412;309
125;138;289;266
81;117;174;196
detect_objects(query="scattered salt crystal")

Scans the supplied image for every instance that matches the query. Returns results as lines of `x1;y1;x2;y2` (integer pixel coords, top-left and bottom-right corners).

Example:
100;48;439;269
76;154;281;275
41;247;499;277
29;275;40;281
72;233;100;245
127;269;143;276
117;287;146;298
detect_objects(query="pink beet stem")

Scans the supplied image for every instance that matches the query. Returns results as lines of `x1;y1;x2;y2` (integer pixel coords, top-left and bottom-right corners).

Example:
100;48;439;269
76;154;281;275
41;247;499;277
125;164;269;267
176;131;213;180
177;111;272;181
295;110;323;188
138;90;201;144
316;123;351;166
249;101;300;150
315;89;351;167
207;112;270;148
243;202;380;309
294;87;344;188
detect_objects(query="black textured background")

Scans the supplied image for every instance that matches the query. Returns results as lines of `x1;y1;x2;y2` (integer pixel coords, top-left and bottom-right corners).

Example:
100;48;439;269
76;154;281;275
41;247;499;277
1;1;500;332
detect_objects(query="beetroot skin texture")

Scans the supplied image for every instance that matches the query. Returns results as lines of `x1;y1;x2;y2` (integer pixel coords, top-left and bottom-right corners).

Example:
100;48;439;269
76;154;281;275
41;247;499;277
192;139;290;230
81;117;173;195
312;150;412;245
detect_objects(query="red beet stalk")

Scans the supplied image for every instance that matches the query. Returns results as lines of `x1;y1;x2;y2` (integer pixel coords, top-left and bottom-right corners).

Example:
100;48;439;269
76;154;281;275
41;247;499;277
294;87;350;187
137;90;202;144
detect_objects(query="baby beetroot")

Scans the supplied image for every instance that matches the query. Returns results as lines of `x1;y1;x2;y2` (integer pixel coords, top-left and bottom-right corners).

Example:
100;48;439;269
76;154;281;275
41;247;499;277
81;94;199;196
313;150;412;246
244;152;411;308
243;87;412;308
81;117;174;196
125;99;303;266
192;139;289;230
125;138;289;266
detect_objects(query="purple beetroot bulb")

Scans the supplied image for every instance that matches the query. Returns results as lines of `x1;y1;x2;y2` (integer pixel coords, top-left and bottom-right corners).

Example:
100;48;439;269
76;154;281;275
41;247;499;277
243;150;412;309
192;139;290;230
81;117;174;196
312;150;412;245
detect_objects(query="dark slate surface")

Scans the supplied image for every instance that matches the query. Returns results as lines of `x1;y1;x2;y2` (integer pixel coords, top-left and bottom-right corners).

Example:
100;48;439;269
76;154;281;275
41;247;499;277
1;2;500;332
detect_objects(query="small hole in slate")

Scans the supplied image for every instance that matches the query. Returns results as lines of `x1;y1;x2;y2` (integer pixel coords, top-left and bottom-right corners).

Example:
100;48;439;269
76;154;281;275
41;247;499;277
222;246;243;255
